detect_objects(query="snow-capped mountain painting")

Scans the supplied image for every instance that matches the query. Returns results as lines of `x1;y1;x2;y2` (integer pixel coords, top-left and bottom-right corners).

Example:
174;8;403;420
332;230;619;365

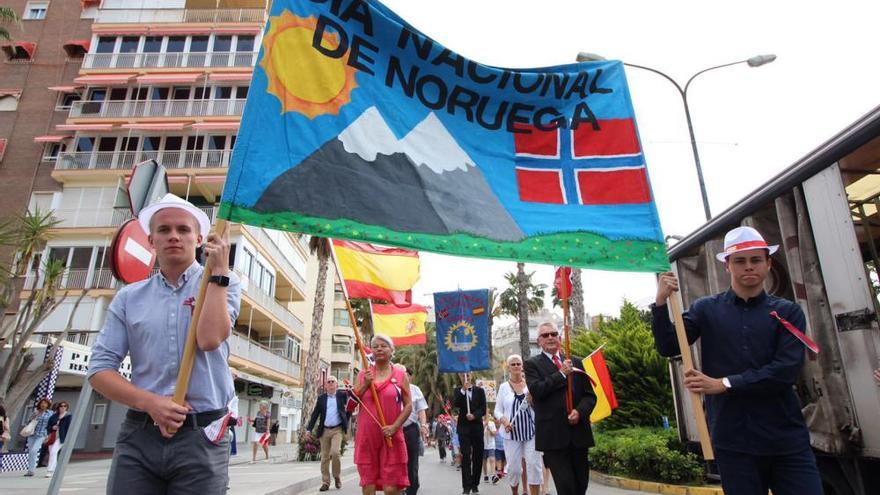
254;107;525;241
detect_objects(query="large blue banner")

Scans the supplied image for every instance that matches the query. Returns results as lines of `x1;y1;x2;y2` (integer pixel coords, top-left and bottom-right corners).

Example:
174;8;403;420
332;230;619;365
434;289;490;372
219;0;668;272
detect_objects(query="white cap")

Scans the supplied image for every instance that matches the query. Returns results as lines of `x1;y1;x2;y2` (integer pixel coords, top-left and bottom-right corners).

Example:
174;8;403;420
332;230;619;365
137;193;210;238
715;226;779;262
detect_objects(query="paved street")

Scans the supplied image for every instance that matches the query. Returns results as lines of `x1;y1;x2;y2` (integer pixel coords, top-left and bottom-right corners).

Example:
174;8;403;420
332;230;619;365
0;443;641;494
331;445;640;495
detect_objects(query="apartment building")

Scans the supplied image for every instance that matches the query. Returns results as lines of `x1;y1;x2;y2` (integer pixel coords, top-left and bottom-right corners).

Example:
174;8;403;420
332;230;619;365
0;0;343;452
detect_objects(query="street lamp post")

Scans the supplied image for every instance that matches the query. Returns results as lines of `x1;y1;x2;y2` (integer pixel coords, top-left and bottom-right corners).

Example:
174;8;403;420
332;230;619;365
576;53;776;221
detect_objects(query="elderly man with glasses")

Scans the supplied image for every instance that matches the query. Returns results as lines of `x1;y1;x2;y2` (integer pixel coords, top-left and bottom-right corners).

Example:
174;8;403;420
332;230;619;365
306;376;350;491
524;322;596;495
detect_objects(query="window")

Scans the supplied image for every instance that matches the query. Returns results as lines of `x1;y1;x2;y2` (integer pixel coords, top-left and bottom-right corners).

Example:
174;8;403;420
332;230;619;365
95;37;116;54
119;36;139;53
90;403;107;425
43;142;64;161
333;309;351;328
143;36;162;53
213;35;232;52
236;35;255;52
57;92;80;110
0;94;20;111
190;36;209;52
23;1;49;20
166;36;186;53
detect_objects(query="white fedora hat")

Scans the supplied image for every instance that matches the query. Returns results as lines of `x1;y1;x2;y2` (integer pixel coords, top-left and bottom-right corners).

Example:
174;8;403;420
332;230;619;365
715;226;778;262
137;193;210;238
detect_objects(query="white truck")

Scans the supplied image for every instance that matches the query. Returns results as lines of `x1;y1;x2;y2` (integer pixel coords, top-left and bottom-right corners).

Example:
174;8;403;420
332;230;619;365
665;105;880;495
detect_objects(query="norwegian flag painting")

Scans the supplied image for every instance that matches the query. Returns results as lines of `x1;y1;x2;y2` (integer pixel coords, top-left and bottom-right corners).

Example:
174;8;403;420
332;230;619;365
514;121;650;205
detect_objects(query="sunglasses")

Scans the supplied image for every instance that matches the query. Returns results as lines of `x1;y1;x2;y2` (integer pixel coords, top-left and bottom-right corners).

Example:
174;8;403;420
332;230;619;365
508;362;522;366
539;332;559;338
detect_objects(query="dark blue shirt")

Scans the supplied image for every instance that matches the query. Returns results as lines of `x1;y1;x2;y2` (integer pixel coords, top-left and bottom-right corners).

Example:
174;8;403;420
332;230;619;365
651;289;810;455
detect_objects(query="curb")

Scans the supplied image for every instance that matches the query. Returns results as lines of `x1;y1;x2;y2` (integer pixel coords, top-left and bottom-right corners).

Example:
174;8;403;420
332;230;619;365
590;471;723;495
267;465;359;495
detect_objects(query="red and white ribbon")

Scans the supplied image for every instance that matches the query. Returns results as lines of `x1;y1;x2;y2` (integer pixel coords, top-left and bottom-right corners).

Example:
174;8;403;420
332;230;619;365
770;311;820;354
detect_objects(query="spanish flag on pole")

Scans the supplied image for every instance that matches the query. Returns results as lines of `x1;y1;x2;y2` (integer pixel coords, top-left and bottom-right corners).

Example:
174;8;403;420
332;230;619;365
583;346;619;423
332;240;420;305
371;302;428;346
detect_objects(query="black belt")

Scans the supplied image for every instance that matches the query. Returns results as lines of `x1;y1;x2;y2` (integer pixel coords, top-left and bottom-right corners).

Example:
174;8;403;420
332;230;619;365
126;408;227;428
324;423;342;429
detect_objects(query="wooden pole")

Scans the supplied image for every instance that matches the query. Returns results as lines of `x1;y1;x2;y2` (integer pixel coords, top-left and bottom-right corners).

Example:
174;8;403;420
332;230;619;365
561;269;573;413
329;240;393;447
170;219;228;434
668;295;715;460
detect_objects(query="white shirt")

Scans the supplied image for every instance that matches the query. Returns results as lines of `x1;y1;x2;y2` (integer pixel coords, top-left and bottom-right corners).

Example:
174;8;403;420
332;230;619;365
405;384;428;426
493;381;531;440
543;350;567;378
324;393;341;427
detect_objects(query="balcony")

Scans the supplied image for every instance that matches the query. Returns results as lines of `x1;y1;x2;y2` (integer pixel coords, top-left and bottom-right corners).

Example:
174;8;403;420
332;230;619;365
95;8;266;24
82;51;258;70
237;270;304;334
51;205;216;229
228;332;301;381
24;268;118;290
70;99;246;119
56;150;232;171
243;225;307;297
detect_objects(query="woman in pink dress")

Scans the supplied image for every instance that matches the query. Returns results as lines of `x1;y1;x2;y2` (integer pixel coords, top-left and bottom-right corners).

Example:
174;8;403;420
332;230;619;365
353;334;413;495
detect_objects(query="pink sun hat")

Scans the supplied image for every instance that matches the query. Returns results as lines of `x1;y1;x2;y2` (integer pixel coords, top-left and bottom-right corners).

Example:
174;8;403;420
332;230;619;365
715;226;779;262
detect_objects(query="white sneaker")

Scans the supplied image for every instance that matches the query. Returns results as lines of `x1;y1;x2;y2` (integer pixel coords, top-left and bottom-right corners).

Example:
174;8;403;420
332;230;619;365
45;472;53;478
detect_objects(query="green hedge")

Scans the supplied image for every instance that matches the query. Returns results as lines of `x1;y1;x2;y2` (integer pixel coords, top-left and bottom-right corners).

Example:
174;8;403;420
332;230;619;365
592;427;704;484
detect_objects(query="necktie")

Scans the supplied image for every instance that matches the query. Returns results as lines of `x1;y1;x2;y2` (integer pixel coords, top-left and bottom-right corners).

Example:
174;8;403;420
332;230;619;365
552;354;563;370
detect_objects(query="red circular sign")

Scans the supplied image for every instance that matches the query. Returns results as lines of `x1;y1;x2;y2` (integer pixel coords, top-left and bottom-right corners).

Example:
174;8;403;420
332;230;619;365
110;219;157;284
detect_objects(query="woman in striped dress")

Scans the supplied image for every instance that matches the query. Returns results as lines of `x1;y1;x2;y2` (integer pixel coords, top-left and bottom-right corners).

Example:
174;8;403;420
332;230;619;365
494;355;543;495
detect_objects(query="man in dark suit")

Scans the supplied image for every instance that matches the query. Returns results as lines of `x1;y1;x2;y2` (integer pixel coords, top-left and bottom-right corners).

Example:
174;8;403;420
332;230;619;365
454;372;486;494
306;376;350;491
525;322;597;495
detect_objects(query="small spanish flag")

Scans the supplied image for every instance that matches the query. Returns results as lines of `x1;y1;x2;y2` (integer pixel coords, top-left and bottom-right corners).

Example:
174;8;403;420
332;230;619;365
372;302;428;346
583;347;618;423
332;240;420;305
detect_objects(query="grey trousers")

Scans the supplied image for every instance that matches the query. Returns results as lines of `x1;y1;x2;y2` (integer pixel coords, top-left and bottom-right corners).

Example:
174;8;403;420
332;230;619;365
107;418;230;495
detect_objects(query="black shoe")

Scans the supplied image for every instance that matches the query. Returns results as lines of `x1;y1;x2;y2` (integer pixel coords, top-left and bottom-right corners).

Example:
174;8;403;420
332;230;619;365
484;476;489;482
334;477;341;489
319;484;329;492
462;489;470;494
472;486;479;493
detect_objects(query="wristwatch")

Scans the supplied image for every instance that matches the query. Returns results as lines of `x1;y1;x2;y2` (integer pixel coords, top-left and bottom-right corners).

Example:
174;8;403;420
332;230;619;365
208;275;230;287
721;377;732;390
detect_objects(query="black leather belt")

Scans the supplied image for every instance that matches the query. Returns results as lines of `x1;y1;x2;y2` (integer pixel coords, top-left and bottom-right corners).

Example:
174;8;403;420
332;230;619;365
126;408;227;428
324;423;342;429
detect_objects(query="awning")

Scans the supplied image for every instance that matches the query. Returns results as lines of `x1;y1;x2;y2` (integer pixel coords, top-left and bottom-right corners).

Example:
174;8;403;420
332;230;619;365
34;135;72;143
0;89;22;98
208;73;252;82
167;176;190;185
191;122;240;131
92;27;149;36
56;123;115;131
73;74;136;85
195;175;226;184
2;41;37;60
80;0;101;8
48;85;82;93
62;39;90;57
121;123;188;131
148;27;213;36
135;73;203;85
212;26;262;35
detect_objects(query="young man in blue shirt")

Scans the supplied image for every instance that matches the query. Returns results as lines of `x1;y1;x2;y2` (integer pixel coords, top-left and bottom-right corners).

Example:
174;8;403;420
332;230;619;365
88;194;241;494
652;226;821;495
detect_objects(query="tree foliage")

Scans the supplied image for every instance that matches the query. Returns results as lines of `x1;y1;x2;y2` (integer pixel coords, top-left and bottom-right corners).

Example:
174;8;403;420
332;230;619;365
0;210;87;418
0;7;22;41
571;300;673;430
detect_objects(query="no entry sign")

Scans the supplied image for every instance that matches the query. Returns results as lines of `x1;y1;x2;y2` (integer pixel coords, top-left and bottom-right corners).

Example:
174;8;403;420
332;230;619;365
110;219;156;284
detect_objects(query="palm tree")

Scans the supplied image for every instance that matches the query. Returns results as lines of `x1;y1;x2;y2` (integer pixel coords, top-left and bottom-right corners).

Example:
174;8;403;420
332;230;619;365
299;236;331;446
487;288;501;362
499;263;546;357
571;269;587;330
0;7;21;41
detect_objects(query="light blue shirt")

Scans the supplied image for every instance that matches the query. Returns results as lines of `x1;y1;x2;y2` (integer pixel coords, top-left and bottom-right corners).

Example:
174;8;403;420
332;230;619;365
405;384;428;426
324;394;341;427
88;262;241;412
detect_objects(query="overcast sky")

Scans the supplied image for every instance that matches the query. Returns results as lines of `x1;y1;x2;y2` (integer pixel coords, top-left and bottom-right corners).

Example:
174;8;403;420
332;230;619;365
375;0;880;318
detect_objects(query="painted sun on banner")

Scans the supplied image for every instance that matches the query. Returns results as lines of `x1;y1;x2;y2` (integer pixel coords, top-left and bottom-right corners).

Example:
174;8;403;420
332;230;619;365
220;0;668;271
